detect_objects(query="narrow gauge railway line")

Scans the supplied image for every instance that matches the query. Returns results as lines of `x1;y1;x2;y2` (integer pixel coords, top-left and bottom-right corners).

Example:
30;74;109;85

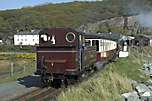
11;87;61;101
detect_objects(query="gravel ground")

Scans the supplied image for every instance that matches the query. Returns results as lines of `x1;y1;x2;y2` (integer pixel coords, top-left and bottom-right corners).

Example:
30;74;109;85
0;75;41;101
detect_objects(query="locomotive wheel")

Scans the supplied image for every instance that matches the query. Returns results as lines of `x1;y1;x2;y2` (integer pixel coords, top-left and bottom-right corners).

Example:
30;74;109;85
41;75;49;87
63;78;68;88
51;79;62;88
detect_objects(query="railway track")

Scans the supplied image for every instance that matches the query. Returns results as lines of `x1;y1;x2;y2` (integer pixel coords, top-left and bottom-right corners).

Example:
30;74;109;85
9;70;96;101
9;74;92;101
11;87;61;101
10;57;117;101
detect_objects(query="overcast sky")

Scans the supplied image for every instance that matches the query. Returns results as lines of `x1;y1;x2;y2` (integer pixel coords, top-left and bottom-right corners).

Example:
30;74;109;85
0;0;98;10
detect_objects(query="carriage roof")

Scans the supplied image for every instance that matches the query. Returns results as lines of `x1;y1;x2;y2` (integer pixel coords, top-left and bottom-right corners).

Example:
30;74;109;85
84;32;121;41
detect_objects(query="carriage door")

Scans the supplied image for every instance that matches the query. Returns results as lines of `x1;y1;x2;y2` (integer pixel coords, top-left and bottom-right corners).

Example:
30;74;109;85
77;35;82;70
78;35;84;70
96;40;99;51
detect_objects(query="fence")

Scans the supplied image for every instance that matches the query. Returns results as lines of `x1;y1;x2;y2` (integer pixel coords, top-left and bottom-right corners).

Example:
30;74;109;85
0;60;36;78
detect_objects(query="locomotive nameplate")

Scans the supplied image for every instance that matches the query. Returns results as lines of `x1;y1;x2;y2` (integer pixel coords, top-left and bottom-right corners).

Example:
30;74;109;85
45;59;66;63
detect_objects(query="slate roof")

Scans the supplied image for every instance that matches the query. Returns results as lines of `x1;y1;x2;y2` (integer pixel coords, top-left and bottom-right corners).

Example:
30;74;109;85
16;30;40;35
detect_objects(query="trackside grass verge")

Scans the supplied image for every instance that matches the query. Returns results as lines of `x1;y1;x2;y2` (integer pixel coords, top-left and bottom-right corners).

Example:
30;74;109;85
58;47;152;101
58;69;132;101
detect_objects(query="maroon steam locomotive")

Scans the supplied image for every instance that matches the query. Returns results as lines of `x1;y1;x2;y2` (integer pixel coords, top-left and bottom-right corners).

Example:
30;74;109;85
36;28;119;86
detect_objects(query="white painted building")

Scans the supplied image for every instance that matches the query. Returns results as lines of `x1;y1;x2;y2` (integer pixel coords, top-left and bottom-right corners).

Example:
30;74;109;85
14;30;40;46
0;39;2;44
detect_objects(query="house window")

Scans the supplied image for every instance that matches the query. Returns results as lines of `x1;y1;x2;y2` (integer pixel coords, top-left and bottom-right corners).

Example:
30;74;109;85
21;39;23;41
25;39;27;41
17;39;19;41
33;39;35;41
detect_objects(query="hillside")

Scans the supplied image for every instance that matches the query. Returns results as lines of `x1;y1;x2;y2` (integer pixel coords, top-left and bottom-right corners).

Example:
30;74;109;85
0;0;152;37
0;0;124;37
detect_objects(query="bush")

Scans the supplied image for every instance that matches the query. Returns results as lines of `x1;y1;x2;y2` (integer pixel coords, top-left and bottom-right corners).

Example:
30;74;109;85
15;53;36;60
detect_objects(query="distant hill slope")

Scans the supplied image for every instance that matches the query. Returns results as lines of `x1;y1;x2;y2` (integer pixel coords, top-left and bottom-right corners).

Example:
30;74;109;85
0;0;152;37
0;0;129;37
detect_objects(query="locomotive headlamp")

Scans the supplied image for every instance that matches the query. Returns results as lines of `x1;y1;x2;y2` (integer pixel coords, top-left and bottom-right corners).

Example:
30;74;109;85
66;32;75;43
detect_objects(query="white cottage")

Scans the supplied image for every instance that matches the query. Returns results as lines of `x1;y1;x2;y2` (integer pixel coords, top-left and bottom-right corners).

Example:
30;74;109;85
14;30;40;46
0;39;2;44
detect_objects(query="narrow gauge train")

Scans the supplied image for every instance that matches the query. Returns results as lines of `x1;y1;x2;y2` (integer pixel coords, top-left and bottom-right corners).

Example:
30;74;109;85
85;33;118;63
36;28;119;86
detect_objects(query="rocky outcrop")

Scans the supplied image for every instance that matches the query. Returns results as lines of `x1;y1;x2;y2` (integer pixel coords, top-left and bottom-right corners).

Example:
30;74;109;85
122;91;140;101
78;16;152;34
121;63;152;101
122;81;152;101
143;63;152;77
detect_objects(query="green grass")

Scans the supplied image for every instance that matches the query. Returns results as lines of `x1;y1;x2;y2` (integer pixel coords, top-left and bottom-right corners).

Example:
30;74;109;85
57;47;152;101
0;66;35;84
0;59;35;72
109;57;146;81
0;45;35;52
58;70;132;101
0;53;36;60
0;52;36;83
0;59;36;83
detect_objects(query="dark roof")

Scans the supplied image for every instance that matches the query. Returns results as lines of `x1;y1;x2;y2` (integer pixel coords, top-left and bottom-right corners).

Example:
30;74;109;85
141;35;152;39
16;30;40;35
134;35;151;40
85;32;122;41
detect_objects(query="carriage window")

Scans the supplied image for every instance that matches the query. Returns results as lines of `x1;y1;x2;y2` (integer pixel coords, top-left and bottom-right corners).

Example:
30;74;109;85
92;40;96;46
92;40;99;51
85;40;91;46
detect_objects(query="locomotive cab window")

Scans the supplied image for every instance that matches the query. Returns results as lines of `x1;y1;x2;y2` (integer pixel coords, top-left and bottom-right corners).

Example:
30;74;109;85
66;32;75;43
